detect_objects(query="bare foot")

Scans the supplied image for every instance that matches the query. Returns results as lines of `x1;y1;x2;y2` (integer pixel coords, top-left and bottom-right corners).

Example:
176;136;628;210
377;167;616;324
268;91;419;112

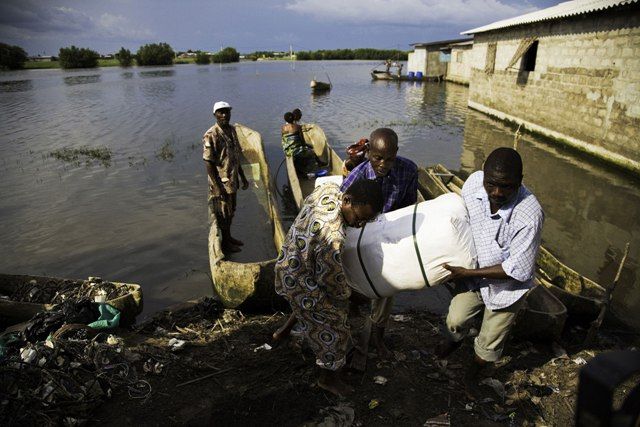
272;314;297;345
229;237;244;246
318;369;354;397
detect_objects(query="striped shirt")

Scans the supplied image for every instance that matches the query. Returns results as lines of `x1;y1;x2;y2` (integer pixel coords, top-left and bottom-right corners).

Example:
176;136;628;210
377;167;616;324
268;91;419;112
462;171;544;310
340;156;418;213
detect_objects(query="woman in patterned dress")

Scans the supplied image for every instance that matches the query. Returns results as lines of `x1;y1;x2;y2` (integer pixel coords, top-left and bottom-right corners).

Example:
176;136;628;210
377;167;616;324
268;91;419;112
274;179;383;396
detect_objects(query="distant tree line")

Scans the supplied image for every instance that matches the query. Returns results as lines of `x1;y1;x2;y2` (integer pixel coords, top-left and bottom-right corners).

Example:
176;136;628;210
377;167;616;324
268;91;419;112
0;42;241;70
0;43;28;69
295;48;408;61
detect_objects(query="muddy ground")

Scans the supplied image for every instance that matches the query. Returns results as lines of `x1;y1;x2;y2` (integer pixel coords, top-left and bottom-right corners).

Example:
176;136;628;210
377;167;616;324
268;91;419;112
84;300;639;427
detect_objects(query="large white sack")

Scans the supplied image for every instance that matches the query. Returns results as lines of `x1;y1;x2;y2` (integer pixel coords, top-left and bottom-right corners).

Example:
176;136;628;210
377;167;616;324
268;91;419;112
342;193;477;299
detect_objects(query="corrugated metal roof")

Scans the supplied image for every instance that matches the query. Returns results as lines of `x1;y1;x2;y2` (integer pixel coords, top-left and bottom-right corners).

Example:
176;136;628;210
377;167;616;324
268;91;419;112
410;38;472;48
462;0;638;34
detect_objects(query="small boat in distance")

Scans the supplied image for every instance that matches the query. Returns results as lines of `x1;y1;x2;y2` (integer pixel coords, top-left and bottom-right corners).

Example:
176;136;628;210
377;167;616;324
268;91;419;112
208;124;286;310
418;163;606;323
310;78;331;93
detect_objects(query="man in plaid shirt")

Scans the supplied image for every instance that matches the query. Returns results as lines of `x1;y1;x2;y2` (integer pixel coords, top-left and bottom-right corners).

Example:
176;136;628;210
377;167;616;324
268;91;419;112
340;128;418;357
437;147;544;386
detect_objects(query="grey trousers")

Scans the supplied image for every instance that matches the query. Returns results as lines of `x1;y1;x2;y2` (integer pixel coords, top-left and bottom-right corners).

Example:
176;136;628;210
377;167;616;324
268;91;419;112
445;286;524;362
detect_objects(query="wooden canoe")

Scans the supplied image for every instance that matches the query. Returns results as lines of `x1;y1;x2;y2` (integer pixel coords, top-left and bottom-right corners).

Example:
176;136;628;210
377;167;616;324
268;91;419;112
0;274;143;327
286;124;425;211
286;124;343;210
208;124;286;310
370;70;443;82
310;79;331;92
417;163;606;321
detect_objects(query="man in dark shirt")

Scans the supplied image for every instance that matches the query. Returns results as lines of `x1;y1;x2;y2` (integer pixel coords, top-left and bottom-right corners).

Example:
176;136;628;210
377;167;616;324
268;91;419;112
340;127;418;356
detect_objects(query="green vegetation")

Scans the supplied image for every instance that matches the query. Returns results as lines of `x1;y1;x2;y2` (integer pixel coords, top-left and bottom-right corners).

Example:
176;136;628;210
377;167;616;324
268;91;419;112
0;43;28;70
212;47;239;63
156;139;175;161
295;48;408;61
194;51;211;65
50;146;112;167
136;43;174;66
116;47;133;67
58;46;100;69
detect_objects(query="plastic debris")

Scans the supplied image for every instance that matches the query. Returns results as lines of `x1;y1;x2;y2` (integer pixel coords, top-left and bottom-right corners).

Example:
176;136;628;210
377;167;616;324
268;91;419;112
531;396;542;405
464;403;473;411
168;338;186;351
480;377;506;400
373;375;388;385
391;314;412;323
307;403;355;427
253;343;272;352
572;357;587;365
423;413;450;426
551;342;568;359
368;399;380;410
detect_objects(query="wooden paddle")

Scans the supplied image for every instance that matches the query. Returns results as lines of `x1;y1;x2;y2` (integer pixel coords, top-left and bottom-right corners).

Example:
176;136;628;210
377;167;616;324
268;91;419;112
585;243;630;344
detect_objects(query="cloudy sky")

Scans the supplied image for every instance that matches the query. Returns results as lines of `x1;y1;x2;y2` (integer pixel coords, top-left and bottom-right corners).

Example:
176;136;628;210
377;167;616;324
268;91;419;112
1;0;559;55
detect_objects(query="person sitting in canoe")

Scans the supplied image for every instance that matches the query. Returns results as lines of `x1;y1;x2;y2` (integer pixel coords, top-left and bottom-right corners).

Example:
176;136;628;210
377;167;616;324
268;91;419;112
274;179;384;397
292;108;302;124
281;111;318;174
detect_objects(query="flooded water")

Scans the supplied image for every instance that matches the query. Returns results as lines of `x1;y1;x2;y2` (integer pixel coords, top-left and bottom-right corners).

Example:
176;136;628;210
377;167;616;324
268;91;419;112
1;61;638;328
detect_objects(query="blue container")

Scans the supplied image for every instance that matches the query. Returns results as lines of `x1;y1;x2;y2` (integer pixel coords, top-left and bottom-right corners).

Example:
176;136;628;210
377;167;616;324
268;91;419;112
407;71;415;79
416;71;423;80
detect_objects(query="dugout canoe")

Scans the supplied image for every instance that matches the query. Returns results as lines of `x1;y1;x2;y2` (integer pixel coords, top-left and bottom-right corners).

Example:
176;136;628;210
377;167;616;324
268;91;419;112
285;123;344;210
310;79;331;93
418;164;606;321
208;124;286;310
286;124;425;211
0;274;143;327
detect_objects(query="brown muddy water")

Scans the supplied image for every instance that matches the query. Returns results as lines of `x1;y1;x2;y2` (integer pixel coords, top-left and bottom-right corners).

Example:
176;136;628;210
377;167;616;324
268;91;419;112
0;61;638;328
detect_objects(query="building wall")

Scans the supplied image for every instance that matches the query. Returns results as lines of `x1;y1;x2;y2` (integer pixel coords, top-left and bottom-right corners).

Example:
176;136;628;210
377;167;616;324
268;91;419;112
426;49;447;77
468;5;640;174
408;48;427;74
446;46;473;85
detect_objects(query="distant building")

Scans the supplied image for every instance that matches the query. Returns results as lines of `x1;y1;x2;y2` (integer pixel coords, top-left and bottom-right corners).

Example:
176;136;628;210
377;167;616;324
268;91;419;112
407;38;472;79
462;0;640;174
445;40;474;85
29;56;54;62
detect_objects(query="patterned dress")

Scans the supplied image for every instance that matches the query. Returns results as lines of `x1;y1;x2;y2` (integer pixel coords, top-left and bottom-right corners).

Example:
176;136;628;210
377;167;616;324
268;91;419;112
274;183;351;371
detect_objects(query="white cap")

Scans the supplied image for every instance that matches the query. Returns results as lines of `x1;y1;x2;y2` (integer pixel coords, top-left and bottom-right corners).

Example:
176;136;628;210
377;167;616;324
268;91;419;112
213;101;232;114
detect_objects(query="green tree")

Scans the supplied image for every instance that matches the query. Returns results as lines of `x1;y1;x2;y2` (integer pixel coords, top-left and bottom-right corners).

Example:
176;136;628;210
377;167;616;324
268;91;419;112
212;47;240;63
136;43;175;66
116;47;133;67
194;51;211;65
58;46;99;69
0;43;28;69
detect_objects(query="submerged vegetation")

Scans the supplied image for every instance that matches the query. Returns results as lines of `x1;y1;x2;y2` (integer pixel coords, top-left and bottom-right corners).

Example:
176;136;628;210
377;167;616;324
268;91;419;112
50;146;112;167
156;139;175;161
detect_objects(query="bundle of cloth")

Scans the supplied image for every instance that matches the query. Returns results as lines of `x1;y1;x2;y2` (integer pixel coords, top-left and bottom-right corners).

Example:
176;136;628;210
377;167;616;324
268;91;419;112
342;193;477;299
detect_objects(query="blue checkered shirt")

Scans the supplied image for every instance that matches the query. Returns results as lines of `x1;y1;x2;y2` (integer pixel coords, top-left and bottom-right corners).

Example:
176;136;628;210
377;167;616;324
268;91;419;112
340;156;418;213
462;171;544;310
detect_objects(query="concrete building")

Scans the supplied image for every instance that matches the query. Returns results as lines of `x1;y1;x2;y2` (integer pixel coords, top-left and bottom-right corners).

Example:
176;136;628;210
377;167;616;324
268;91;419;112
445;40;474;85
407;38;471;79
462;0;640;174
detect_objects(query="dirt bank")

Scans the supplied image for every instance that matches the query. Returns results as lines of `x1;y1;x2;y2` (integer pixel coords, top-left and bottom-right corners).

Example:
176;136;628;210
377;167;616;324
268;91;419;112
85;300;638;426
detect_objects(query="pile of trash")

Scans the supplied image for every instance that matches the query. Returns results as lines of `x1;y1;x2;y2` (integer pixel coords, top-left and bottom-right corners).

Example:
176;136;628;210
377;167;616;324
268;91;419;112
0;297;142;426
9;276;131;305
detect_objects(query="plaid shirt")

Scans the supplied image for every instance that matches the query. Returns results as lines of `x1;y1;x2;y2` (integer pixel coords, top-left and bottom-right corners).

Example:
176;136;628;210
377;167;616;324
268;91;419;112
340;156;417;213
462;171;544;310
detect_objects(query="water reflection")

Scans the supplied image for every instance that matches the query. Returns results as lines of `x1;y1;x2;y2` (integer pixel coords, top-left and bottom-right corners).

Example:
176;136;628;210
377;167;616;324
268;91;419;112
460;111;640;329
63;75;101;85
121;72;134;79
0;80;33;92
139;69;175;78
139;80;176;100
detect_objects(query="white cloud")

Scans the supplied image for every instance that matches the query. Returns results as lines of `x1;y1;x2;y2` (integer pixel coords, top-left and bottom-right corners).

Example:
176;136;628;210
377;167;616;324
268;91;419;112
285;0;536;27
97;13;155;40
